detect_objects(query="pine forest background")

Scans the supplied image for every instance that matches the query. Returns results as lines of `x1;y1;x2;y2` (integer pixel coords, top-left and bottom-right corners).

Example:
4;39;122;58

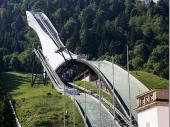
0;0;169;79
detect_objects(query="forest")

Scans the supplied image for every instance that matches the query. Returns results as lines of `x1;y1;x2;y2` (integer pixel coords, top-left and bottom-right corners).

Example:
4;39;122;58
0;0;169;79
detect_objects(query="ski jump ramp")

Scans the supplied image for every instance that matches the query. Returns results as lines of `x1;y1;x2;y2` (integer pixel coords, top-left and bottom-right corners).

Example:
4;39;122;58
26;11;149;125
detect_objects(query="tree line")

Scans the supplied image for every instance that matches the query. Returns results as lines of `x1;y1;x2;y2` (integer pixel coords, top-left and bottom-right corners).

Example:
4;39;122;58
0;0;168;79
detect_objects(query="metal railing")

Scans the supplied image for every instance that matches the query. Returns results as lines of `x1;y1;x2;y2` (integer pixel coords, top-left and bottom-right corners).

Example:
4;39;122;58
33;12;65;52
73;69;89;81
33;48;64;92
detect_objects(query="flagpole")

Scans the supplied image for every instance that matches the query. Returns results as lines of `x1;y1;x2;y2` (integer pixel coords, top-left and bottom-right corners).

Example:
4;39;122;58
127;45;132;127
73;85;76;127
84;73;87;127
63;84;66;127
169;33;170;127
112;56;116;127
98;63;102;127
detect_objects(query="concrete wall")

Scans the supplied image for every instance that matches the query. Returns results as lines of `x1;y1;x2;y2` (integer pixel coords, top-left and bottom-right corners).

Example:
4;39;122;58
157;106;169;127
138;106;169;127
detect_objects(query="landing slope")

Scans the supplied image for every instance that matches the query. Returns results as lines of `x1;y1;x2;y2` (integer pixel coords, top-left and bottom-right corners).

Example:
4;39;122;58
89;60;148;120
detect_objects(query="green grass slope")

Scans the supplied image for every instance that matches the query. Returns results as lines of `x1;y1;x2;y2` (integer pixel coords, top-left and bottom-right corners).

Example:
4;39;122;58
74;81;112;102
131;71;168;90
0;72;84;127
73;81;122;108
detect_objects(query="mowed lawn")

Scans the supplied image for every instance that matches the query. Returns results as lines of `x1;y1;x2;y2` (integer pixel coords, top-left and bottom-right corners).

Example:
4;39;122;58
0;72;84;127
131;71;168;90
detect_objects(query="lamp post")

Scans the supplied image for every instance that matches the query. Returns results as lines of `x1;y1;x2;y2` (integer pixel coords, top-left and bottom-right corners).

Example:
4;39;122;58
112;56;116;127
73;86;76;127
84;73;87;126
65;110;69;127
63;84;66;127
98;62;102;127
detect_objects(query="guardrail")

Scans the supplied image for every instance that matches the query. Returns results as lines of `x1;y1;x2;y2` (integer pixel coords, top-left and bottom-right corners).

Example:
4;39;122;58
9;100;21;127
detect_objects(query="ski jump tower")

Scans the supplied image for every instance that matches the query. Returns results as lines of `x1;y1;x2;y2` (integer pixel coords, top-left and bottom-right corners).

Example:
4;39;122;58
26;11;149;126
26;11;77;70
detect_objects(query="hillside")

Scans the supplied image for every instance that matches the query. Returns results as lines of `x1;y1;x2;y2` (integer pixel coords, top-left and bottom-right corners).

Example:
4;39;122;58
0;72;84;127
0;0;168;79
131;71;168;90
